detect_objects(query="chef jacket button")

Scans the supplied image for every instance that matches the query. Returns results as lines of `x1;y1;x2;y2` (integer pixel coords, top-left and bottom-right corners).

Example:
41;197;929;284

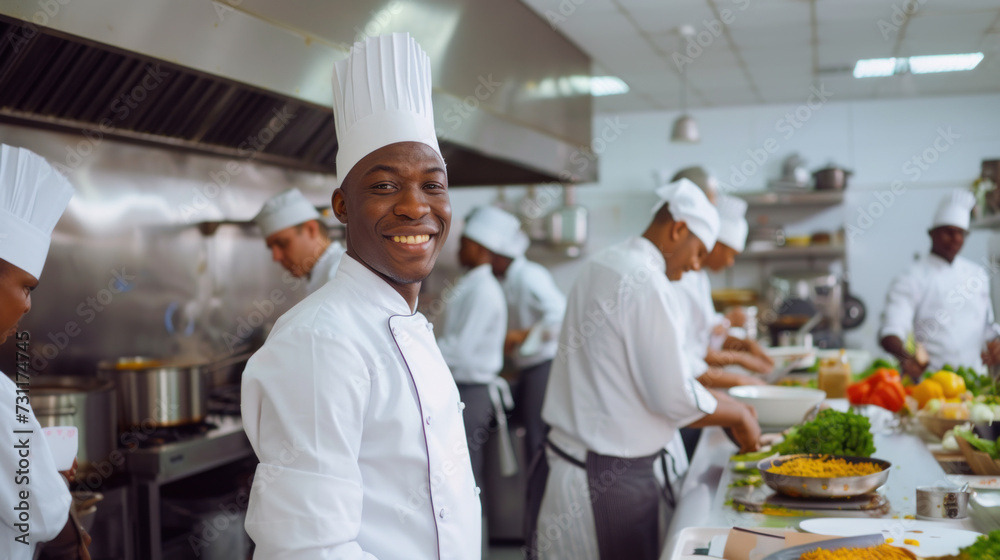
426;322;434;332
458;401;466;411
425;415;432;425
438;507;448;519
475;486;481;496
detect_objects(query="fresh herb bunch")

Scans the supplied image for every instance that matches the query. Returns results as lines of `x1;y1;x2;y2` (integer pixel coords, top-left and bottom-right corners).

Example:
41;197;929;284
772;409;876;457
961;529;1000;559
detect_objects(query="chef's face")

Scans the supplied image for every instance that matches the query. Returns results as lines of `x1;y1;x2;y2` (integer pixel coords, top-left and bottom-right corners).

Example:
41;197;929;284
333;142;450;288
265;221;324;277
664;224;709;282
458;236;491;269
0;260;37;345
704;242;738;272
929;225;966;263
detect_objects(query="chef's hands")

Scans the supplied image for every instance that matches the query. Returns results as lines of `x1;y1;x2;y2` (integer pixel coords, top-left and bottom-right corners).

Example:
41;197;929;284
732;352;774;375
688;391;762;454
504;329;530;355
731;404;762;454
899;355;927;380
59;458;78;484
698;368;765;389
984;338;1000;367
726;307;748;328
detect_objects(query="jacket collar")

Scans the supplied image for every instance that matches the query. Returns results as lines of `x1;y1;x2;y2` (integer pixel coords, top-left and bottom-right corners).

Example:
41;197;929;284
633;235;667;275
338;254;416;315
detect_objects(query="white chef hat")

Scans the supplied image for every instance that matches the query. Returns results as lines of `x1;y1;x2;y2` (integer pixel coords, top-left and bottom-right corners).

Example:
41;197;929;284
463;205;522;256
253;188;321;238
931;190;976;231
653;178;720;249
506;230;531;259
0;145;74;279
715;194;749;253
331;33;441;188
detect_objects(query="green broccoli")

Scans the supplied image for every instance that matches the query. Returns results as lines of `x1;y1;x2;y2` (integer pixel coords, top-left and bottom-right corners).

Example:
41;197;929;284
961;529;1000;559
772;409;876;457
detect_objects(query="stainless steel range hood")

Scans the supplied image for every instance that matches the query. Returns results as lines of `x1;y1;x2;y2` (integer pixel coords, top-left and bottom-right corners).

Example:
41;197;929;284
0;0;597;185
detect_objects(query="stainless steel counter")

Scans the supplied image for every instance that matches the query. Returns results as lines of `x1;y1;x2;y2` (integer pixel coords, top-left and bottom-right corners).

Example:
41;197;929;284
662;420;978;559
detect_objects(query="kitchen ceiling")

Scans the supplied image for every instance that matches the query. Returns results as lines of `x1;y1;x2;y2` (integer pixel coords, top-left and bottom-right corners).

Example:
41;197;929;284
519;0;1000;112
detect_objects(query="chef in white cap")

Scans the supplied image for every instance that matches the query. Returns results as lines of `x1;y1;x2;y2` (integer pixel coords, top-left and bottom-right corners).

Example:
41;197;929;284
252;188;345;295
0;145;89;559
880;190;1000;378
676;193;771;390
488;226;566;463
436;206;518;543
524;178;760;560
241;33;481;559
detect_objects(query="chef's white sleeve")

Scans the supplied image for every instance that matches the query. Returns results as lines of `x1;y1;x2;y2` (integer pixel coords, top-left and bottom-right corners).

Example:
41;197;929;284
0;375;71;544
879;270;919;342
525;265;567;335
628;287;717;425
241;327;377;560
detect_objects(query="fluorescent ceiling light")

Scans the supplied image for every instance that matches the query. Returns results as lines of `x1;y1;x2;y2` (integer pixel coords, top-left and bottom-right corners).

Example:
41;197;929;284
909;52;984;74
853;53;984;78
853;57;898;78
526;75;629;98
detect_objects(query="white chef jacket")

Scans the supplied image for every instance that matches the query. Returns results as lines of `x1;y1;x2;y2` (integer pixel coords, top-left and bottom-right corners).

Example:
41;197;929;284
501;258;567;369
542;235;718;458
880;253;1000;372
436;264;507;384
304;240;346;296
536;236;715;560
0;373;72;560
241;255;482;560
675;269;728;377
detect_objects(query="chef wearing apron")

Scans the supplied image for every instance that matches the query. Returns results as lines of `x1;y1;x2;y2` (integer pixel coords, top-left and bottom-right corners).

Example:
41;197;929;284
880;190;1000;378
491;229;566;462
0;145;88;559
253;188;345;295
241;34;481;560
524;179;761;560
437;205;519;494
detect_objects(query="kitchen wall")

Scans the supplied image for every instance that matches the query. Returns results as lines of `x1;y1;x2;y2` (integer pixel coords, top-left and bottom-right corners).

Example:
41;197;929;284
441;91;1000;358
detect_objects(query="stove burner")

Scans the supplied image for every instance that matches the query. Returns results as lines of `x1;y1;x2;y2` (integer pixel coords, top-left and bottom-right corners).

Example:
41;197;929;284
208;384;242;416
129;421;218;449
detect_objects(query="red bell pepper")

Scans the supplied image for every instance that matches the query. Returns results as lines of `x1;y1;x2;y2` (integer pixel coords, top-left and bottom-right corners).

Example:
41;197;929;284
846;368;905;413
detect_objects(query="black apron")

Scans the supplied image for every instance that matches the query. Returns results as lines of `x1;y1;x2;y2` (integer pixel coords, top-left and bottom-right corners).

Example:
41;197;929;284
515;359;552;461
524;439;677;560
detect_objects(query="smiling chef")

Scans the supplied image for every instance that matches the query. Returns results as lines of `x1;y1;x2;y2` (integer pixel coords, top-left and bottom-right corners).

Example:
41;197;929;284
241;33;481;559
880;190;1000;379
525;178;760;560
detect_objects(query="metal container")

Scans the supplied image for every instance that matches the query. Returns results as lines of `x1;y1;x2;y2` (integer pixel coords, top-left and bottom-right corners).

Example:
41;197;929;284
813;166;852;190
917;485;970;519
99;357;209;431
758;454;891;499
31;376;117;477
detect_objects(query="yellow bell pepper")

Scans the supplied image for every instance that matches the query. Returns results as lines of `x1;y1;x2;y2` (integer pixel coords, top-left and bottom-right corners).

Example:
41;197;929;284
930;371;966;399
912;379;945;409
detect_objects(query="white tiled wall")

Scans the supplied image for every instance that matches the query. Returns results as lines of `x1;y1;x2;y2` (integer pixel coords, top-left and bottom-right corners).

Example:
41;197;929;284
444;92;1000;357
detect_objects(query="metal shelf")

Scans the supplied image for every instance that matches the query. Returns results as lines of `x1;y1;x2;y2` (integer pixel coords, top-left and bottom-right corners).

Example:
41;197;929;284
972;214;1000;230
737;245;845;260
737;190;844;207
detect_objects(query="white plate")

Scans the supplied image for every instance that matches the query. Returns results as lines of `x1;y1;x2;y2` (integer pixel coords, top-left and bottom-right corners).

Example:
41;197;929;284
946;474;1000;491
41;426;78;471
799;518;981;556
729;386;826;427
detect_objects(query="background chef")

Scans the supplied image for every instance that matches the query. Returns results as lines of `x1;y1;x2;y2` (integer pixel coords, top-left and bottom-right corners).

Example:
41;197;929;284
525;178;760;560
252;187;345;295
241;33;481;559
489;218;566;462
879;190;1000;379
436;205;519;552
0;145;89;559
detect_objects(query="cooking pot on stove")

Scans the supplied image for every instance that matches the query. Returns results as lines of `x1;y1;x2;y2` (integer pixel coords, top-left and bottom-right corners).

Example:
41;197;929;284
98;357;209;432
31;376;117;478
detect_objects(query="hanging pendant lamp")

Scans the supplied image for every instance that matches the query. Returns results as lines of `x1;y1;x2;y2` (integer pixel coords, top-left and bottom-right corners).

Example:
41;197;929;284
670;28;700;143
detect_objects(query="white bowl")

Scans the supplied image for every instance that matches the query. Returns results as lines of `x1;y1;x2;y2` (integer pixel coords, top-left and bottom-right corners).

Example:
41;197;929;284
764;346;816;370
728;386;826;427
